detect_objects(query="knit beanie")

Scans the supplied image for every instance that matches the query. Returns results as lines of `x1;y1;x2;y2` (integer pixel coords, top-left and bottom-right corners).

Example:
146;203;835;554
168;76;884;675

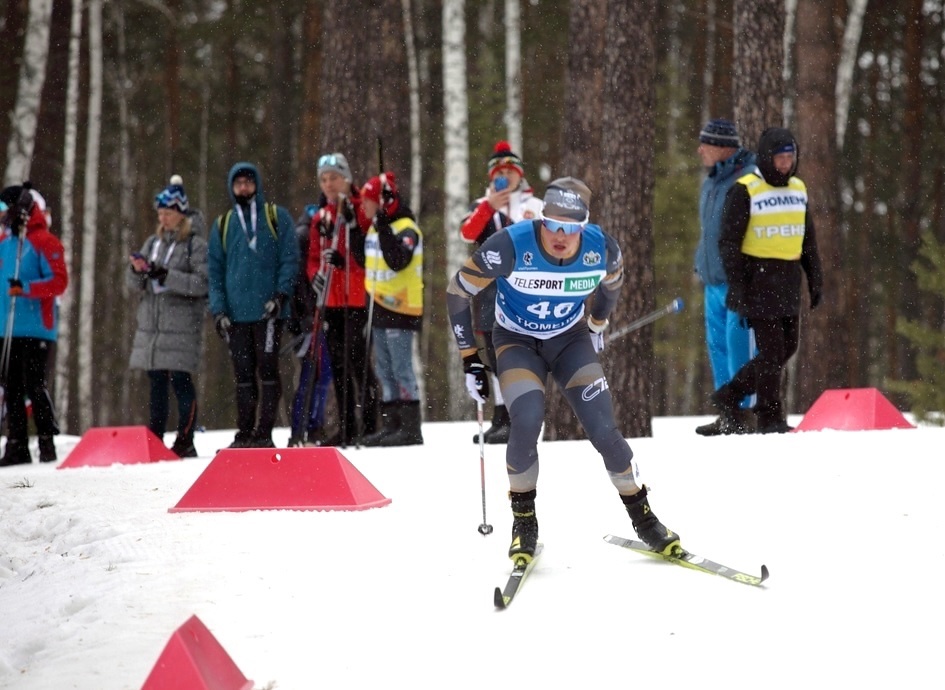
487;141;525;179
155;175;189;214
542;177;591;221
699;118;740;148
317;152;353;183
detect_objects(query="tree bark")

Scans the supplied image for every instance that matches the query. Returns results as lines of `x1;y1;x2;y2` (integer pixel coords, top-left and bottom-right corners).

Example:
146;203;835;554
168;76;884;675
544;0;606;441
77;0;103;432
794;0;846;409
732;0;784;149
504;0;522;155
442;0;469;420
598;0;657;438
4;0;53;185
53;0;83;430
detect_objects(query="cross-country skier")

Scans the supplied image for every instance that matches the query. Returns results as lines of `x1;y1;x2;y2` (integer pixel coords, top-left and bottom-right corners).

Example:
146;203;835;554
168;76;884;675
447;177;679;562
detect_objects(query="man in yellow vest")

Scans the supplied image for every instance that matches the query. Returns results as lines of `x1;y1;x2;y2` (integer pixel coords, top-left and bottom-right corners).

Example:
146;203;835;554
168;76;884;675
359;172;424;446
714;127;824;433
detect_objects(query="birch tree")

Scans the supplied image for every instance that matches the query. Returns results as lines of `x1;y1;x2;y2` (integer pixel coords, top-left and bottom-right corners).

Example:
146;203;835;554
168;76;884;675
4;0;53;186
836;0;870;150
402;0;422;211
77;0;103;431
55;0;83;429
443;0;469;420
504;0;522;156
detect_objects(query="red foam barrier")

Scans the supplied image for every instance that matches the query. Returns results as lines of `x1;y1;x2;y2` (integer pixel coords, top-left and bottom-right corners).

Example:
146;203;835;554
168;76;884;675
58;426;180;469
794;388;915;432
169;446;392;512
141;615;253;690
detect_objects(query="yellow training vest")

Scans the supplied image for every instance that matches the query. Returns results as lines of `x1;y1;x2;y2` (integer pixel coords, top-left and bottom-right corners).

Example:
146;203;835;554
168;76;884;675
364;217;424;317
737;172;808;260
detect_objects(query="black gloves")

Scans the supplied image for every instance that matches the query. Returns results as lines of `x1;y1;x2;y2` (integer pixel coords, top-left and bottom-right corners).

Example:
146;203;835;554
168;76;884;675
262;293;288;319
8;278;24;297
463;352;491;404
214;313;232;343
810;287;822;310
146;263;168;284
323;248;344;268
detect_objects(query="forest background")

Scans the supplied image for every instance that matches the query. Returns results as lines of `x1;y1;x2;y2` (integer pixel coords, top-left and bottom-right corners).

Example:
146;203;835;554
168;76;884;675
1;0;943;438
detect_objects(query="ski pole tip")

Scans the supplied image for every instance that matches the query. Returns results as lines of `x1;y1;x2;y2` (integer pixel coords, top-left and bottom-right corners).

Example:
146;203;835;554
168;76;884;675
672;297;684;313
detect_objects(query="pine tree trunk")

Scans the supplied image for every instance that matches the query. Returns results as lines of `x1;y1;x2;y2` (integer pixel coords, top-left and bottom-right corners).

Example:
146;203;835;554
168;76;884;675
794;0;846;410
442;0;469;421
4;0;53;185
77;0;103;432
598;0;656;438
732;0;784;150
544;0;606;441
54;0;83;432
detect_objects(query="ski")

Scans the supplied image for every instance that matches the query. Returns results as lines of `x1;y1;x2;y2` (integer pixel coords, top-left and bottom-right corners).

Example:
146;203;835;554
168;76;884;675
494;543;543;609
604;534;768;587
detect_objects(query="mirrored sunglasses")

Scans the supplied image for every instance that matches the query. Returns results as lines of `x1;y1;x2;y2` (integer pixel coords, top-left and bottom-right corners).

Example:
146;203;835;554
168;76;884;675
541;212;588;235
318;154;338;167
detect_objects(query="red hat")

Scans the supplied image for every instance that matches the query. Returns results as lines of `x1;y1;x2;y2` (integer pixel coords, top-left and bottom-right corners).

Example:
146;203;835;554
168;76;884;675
361;172;397;205
487;140;524;179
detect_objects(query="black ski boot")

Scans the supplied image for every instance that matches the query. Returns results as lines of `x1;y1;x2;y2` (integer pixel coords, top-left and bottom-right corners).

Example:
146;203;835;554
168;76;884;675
755;403;793;434
38;435;58;463
710;386;753;434
361;402;397;447
379;401;424;447
622;487;680;555
508;489;539;563
473;404;511;444
170;434;197;458
0;439;31;466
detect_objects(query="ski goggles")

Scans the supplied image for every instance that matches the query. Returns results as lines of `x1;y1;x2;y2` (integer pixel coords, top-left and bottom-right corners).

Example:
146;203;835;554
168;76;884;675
541;212;589;235
318;154;340;167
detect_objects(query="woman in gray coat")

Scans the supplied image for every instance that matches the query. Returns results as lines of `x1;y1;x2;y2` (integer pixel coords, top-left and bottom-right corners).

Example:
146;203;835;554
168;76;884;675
128;176;209;456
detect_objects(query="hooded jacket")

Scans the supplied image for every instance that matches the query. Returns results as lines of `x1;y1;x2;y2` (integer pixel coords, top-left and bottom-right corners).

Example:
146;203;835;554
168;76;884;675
0;202;68;340
208;162;299;322
719;128;823;319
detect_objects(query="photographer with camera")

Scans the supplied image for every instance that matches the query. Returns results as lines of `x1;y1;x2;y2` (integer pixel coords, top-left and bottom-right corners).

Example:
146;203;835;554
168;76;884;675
0;184;68;466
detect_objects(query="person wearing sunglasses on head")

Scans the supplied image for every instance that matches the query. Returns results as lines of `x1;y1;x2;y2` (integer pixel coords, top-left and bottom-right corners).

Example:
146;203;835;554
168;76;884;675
446;177;680;564
459;141;543;446
305;152;379;447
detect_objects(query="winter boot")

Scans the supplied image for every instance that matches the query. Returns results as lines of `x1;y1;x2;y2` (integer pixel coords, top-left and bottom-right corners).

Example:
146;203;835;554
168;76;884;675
361;403;398;447
0;439;31;466
508;489;539;563
38;435;58;463
251;432;276;448
694;416;724;436
228;430;255;449
622;487;680;555
473;405;511;444
170;435;197;458
755;403;793;434
379;401;424;447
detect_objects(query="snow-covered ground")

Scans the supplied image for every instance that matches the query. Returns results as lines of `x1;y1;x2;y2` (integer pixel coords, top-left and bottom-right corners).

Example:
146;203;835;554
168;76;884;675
1;415;943;690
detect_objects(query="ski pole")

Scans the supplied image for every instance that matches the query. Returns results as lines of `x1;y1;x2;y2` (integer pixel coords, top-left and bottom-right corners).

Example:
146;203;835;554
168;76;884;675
477;401;493;535
608;297;684;343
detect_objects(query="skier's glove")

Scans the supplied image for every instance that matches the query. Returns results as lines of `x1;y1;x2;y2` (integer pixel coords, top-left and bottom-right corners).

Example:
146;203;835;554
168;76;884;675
587;316;608;354
214;313;232;343
463;352;491;404
323;247;344;268
8;278;24;297
262;293;287;320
